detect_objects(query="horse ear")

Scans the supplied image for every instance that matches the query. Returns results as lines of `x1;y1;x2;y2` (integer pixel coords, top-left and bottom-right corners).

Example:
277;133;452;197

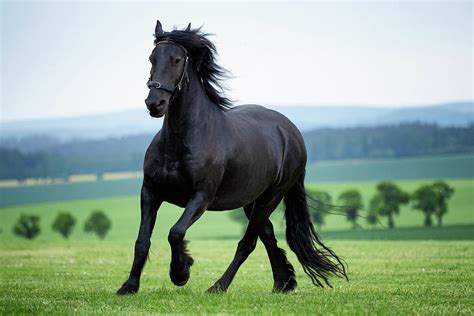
185;23;191;31
155;20;164;35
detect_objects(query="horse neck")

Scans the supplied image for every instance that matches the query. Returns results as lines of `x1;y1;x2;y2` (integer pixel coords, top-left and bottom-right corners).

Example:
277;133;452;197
163;68;218;136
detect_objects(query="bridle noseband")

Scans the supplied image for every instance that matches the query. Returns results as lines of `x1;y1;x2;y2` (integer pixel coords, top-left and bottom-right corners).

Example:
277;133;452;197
147;41;189;95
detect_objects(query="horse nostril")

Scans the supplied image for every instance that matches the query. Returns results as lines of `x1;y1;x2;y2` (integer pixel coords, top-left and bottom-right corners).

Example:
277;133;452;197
145;98;154;107
159;100;166;106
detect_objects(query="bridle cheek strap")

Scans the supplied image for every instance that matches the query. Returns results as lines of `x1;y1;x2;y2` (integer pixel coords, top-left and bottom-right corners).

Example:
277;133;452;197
147;41;189;96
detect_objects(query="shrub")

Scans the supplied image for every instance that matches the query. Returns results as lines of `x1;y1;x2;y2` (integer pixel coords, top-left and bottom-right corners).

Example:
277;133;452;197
52;212;76;239
13;214;40;239
84;210;111;239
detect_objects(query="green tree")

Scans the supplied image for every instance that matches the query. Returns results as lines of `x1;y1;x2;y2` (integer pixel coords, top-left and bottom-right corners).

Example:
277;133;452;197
366;210;378;227
412;184;437;226
52;212;76;239
84;210;111;239
13;214;41;240
431;181;454;227
307;189;332;227
370;181;409;228
338;190;363;229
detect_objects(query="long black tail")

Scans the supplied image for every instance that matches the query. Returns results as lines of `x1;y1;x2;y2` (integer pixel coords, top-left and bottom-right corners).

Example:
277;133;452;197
284;174;348;287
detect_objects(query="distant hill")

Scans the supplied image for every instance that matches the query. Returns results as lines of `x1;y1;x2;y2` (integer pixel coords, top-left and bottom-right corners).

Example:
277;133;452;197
0;101;472;141
1;123;473;180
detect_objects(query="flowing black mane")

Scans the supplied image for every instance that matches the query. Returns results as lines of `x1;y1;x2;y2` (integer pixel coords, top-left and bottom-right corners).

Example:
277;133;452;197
154;27;232;110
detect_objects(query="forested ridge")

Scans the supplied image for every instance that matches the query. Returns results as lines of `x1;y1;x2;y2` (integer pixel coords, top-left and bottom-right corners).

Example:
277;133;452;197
305;123;474;161
1;123;473;180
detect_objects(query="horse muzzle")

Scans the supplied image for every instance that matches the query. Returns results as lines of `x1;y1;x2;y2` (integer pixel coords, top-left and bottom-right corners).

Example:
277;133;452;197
145;98;168;118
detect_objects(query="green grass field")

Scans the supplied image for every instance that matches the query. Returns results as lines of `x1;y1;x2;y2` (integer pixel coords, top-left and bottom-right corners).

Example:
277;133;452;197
1;179;472;242
1;240;473;314
1;176;473;314
306;154;474;182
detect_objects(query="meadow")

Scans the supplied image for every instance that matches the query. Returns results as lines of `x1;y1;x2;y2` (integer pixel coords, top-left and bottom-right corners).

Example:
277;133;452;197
1;179;472;242
1;171;473;314
306;153;474;182
1;239;473;314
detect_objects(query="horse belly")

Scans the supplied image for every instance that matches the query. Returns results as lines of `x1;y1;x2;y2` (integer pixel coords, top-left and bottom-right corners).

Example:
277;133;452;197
209;127;305;210
210;161;277;210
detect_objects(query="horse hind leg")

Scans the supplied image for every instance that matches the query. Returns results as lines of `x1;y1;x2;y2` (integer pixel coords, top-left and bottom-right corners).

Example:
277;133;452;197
243;205;297;293
207;215;259;293
207;192;289;293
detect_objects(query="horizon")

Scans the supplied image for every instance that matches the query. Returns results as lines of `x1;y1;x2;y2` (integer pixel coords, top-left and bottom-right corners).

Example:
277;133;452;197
1;100;472;124
1;2;472;122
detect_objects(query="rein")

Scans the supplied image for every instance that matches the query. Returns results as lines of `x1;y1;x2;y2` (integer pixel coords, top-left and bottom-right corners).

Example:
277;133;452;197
147;41;189;95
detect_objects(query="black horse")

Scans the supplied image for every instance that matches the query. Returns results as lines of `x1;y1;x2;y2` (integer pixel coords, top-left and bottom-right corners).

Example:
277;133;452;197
117;20;347;295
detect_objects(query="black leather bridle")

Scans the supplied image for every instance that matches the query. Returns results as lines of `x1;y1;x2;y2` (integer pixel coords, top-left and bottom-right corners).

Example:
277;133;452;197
147;41;189;94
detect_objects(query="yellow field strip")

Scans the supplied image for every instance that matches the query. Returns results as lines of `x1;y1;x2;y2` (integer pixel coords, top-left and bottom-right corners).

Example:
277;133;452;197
0;171;143;187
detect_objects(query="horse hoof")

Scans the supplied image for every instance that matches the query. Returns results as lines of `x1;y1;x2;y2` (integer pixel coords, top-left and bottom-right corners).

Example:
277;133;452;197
206;281;226;293
170;265;190;286
116;281;139;295
171;272;189;286
272;277;297;293
169;255;193;286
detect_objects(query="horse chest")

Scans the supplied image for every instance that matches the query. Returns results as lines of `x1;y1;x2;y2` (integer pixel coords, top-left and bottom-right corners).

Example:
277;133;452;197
154;160;183;184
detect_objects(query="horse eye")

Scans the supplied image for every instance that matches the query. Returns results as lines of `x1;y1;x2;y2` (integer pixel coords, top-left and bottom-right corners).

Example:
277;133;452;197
175;58;182;64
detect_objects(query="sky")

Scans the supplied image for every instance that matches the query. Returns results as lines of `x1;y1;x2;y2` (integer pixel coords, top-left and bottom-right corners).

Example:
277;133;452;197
1;1;472;122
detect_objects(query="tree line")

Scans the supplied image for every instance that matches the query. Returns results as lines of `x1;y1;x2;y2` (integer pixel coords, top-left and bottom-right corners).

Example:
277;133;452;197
305;123;473;161
230;180;455;230
1;123;472;180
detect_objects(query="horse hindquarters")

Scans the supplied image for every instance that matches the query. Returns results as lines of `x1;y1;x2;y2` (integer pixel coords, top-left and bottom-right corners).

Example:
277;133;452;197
283;173;348;287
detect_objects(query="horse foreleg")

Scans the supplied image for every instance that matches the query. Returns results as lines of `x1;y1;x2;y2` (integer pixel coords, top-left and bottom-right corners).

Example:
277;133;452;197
168;192;208;286
117;184;161;295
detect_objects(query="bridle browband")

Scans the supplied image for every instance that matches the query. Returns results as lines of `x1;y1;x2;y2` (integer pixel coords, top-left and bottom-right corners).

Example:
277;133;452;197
147;40;189;95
